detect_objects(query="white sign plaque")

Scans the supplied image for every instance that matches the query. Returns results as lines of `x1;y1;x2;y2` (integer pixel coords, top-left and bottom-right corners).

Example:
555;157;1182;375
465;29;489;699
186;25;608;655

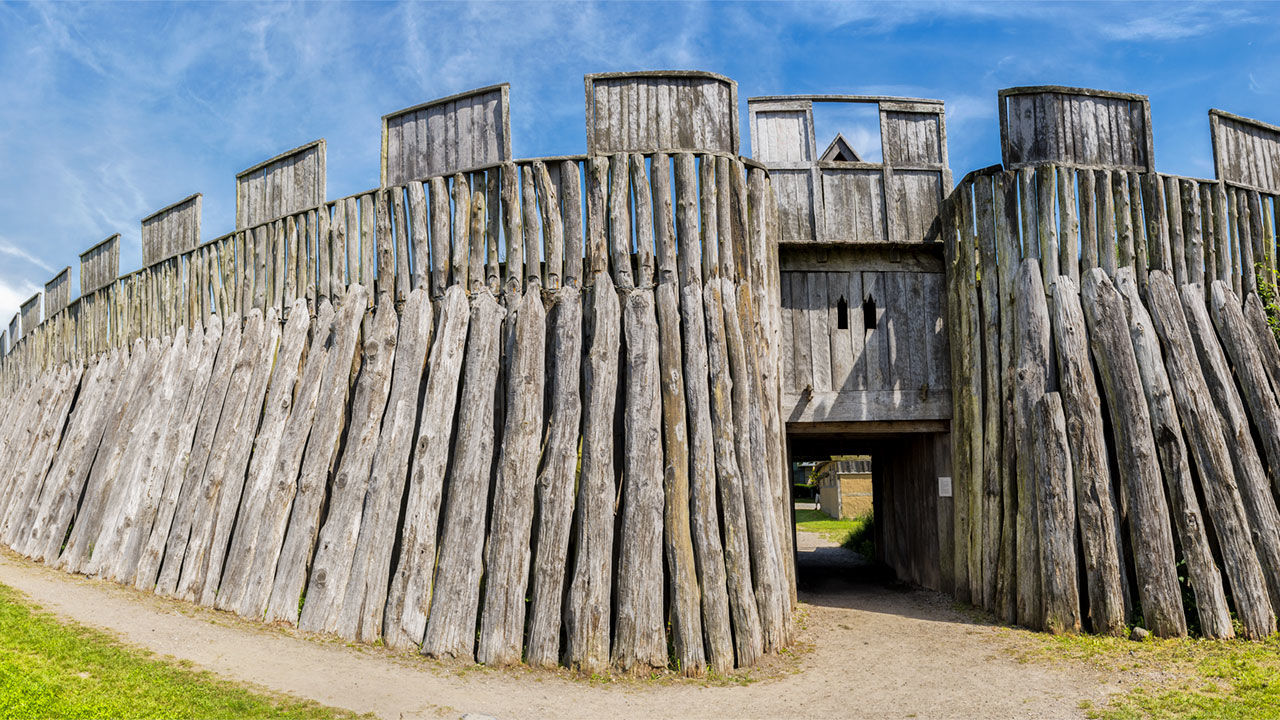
938;476;952;498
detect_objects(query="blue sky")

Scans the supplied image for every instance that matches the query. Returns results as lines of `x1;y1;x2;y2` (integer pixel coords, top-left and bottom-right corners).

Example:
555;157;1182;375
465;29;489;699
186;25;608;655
1;1;1277;326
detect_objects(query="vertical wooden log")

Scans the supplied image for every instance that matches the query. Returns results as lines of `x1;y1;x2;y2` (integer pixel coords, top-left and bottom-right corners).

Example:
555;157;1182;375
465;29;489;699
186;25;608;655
646;153;705;676
522;282;582;667
408;183;430;293
560;160;584;289
340;289;434;643
1213;184;1232;289
610;155;668;673
451;174;471;291
429;177;451;296
536;163;565;291
263;286;368;624
420;290;505;660
673;153;734;672
1115;271;1232;638
1113;171;1135;270
477;285;545;666
1018;167;1039;261
393;189;411;304
1130;173;1149;292
1037;166;1059;282
975;175;1002;612
1057;167;1080;284
229;300;334;617
1033;392;1081;634
1200;184;1216;294
1181;180;1205;288
1012;260;1047;629
993;171;1018;625
1165;176;1186;285
1237;189;1257;296
1080;267;1186;637
1097;170;1118;277
501;163;523;297
1080;169;1099;273
1047;276;1126;636
382;285;469;650
1145;271;1276;638
520;165;541;289
563;268;619;672
944;192;971;606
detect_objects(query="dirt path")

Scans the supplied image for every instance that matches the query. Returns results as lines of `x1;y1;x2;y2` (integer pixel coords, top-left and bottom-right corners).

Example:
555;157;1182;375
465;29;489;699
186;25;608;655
0;533;1121;719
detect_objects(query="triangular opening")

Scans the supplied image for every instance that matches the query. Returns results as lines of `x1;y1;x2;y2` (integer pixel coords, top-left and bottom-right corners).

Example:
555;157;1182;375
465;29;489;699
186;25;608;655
820;133;863;163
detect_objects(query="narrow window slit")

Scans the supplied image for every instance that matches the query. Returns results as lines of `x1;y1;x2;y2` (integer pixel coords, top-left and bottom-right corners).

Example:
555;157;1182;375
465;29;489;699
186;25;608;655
836;295;849;330
863;295;877;330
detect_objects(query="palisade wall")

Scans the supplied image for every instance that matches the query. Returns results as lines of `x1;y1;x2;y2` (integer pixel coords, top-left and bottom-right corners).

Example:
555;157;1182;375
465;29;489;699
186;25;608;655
0;94;795;671
949;87;1280;639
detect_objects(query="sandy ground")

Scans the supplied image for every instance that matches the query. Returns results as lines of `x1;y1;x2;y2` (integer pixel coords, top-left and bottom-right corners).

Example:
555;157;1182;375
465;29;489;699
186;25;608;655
0;531;1123;720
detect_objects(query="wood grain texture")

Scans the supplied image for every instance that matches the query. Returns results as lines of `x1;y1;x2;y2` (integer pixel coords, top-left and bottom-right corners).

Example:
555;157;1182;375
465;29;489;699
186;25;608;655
1144;271;1276;638
421;290;504;660
1081;268;1186;637
1047;276;1126;636
1117;270;1231;638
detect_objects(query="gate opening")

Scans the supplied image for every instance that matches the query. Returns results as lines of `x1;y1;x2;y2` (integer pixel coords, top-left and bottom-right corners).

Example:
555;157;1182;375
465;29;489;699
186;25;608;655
788;426;951;595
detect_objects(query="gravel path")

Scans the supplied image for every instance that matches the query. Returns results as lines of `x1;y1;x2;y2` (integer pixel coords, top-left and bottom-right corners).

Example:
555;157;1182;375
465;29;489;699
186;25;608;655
0;532;1120;719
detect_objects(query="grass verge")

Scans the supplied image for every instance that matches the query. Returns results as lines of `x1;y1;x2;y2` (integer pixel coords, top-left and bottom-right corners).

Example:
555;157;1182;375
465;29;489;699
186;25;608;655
0;582;365;719
794;507;874;557
1022;630;1280;719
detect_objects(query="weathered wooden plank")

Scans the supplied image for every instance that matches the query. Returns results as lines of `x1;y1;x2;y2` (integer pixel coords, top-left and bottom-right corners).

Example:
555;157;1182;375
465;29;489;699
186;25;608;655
1080;268;1186;637
224;299;332;616
1033;392;1081;634
421;290;504;660
673;153;733;672
704;273;765;667
1079;169;1099;272
560;271;620;672
643;152;705;674
609;283;666;672
522;285;584;667
426;177;450;296
1012;260;1047;629
993;171;1019;624
1209;282;1280;500
1145;270;1276;638
1181;280;1280;607
1116;270;1231;637
182;308;280;606
263;286;368;623
1097;170;1118;277
337;289;433;643
383;285;469;650
477;286;545;665
299;295;398;634
974;175;1001;612
1047;277;1126;635
201;298;301;599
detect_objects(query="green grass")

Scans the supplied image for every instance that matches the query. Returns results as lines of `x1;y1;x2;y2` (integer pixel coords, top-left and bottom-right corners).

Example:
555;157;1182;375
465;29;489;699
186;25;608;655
0;582;364;719
794;508;874;557
1026;630;1280;719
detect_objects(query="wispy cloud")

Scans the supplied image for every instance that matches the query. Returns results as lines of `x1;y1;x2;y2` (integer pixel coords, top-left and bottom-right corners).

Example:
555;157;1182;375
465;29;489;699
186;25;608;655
0;0;1273;311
